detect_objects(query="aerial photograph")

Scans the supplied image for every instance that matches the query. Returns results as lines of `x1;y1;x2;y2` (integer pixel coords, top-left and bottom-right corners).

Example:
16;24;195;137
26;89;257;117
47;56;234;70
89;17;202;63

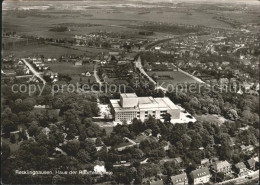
1;0;259;184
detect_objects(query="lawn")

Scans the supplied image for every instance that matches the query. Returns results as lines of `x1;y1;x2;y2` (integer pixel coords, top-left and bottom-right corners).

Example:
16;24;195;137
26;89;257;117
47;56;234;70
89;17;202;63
48;62;94;75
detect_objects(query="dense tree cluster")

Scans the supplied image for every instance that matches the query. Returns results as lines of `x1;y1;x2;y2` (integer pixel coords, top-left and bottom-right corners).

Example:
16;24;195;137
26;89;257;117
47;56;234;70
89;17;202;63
166;88;259;127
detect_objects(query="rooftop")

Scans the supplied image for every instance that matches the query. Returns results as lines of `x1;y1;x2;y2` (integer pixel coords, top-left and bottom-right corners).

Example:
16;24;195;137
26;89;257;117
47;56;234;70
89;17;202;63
171;173;188;183
111;93;178;112
235;162;246;169
120;93;137;98
212;160;231;170
190;167;210;178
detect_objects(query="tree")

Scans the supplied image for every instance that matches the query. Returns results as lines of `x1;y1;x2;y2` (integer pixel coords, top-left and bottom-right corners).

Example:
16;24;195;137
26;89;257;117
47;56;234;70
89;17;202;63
83;118;93;127
77;149;91;163
84;139;97;160
218;143;232;161
180;134;192;149
134;174;143;185
209;104;221;114
131;148;144;159
105;161;113;171
64;140;80;156
10;134;16;144
2;120;17;137
2;143;11;161
163;113;172;123
28;122;39;137
95;137;103;146
241;110;253;122
79;130;87;141
226;109;239;120
215;172;225;182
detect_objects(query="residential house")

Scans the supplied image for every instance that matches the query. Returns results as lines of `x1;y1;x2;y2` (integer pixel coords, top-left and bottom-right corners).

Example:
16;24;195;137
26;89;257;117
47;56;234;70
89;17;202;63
171;173;188;185
94;165;106;174
161;50;171;54
162;141;171;151
2;69;16;77
229;137;236;147
241;59;251;67
208;62;214;67
17;60;24;65
109;51;120;56
234;162;247;177
111;44;120;49
74;61;83;66
150;179;164;185
240;145;254;153
232;69;240;75
247;90;259;96
222;61;230;66
154;46;161;51
174;157;183;165
237;88;243;95
211;160;232;175
242;82;252;91
190;167;211;185
201;158;210;167
246;158;256;170
81;71;92;77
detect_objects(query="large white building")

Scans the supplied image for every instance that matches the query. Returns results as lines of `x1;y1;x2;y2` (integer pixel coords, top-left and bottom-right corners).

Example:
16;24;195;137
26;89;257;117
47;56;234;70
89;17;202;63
110;93;180;122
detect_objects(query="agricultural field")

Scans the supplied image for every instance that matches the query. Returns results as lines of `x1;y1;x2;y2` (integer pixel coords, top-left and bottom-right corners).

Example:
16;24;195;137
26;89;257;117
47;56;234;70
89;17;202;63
2;44;87;58
4;0;260;42
48;62;94;75
147;70;199;87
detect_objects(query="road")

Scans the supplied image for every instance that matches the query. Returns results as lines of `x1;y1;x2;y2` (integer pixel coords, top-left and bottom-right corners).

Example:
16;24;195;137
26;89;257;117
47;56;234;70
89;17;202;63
218;170;259;185
134;56;157;85
93;62;102;86
21;59;46;84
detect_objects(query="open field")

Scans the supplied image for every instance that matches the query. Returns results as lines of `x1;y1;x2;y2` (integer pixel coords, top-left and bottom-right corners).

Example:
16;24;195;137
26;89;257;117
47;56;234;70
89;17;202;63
3;1;260;42
48;62;94;75
147;70;198;87
2;44;87;58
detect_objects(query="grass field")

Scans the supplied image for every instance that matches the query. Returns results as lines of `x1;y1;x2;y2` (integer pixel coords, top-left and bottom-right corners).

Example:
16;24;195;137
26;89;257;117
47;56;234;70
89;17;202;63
48;62;94;75
147;70;198;87
2;44;87;58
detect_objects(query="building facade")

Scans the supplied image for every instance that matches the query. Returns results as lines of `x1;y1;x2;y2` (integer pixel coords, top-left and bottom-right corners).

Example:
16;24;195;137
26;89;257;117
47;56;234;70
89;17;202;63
110;93;180;122
211;160;232;175
190;167;211;185
171;173;188;185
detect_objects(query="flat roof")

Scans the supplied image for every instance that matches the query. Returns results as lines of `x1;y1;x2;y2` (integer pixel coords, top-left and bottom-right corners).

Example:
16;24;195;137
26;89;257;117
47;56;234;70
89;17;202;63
111;95;179;112
120;93;138;98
